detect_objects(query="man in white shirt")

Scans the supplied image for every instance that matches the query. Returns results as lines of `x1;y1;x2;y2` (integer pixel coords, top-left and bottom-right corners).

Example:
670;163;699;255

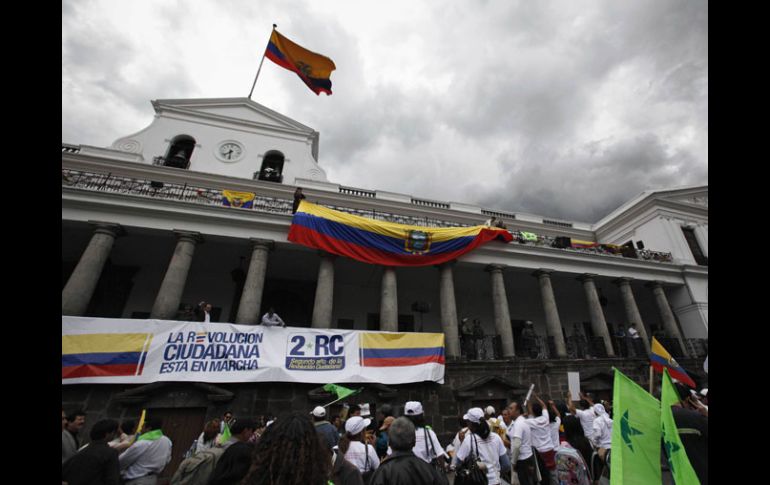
567;391;596;440
507;401;536;485
526;394;556;485
119;416;172;485
628;323;642;356
260;307;286;327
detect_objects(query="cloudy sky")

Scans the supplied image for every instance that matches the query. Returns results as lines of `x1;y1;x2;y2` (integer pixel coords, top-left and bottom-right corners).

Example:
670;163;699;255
62;0;707;223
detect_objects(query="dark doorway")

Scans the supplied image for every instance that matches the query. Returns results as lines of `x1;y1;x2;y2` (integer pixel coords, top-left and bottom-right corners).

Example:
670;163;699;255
149;407;207;485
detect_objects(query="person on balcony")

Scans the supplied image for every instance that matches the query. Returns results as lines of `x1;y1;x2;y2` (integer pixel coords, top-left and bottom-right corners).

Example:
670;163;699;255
260;307;286;327
627;323;642;356
195;301;214;323
614;324;627;357
472;319;485;360
460;317;474;359
292;187;307;214
521;321;538;359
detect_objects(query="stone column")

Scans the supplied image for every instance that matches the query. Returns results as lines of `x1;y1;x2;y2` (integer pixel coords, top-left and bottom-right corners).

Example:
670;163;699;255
150;231;202;320
647;281;690;357
380;267;398;332
311;252;336;328
533;269;566;358
613;277;651;355
577;274;615;357
437;262;460;359
486;264;515;358
62;222;123;316
694;225;708;258
235;239;274;324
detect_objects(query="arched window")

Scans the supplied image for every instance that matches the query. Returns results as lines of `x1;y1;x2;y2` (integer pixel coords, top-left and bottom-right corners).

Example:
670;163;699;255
255;150;284;183
163;135;196;169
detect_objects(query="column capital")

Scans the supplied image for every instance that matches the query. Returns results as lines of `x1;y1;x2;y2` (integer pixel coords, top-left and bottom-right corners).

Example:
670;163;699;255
532;268;554;278
612;277;633;286
173;230;203;244
576;273;598;283
485;264;506;273
249;238;275;251
87;221;125;238
645;280;664;290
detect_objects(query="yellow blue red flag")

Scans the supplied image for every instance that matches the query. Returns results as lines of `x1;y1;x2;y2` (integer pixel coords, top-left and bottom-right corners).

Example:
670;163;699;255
265;30;336;95
288;201;513;266
222;190;255;209
360;333;445;367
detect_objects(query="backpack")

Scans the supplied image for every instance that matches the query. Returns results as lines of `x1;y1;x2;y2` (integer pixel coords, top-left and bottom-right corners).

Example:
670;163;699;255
170;446;226;485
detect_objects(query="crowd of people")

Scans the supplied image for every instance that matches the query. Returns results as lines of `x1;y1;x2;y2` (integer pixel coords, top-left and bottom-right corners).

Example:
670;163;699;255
62;385;708;485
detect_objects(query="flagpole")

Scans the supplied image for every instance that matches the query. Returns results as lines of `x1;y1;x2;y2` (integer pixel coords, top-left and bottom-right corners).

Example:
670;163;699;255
319;388;363;408
649;365;654;395
248;24;277;99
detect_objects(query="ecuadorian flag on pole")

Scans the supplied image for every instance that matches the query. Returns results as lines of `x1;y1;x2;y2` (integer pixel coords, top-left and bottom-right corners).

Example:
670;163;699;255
62;333;153;379
288;201;513;266
360;332;445;367
650;337;696;388
265;29;336;95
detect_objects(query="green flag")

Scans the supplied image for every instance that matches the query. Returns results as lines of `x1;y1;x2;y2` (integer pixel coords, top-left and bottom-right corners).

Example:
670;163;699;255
610;368;662;485
323;383;359;400
218;421;231;445
661;368;700;484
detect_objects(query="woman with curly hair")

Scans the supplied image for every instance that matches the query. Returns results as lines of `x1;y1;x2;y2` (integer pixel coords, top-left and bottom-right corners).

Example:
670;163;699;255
240;413;331;485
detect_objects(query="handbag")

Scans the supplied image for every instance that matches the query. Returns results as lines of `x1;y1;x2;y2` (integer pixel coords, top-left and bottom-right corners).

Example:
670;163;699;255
424;427;445;474
454;434;488;485
361;443;374;485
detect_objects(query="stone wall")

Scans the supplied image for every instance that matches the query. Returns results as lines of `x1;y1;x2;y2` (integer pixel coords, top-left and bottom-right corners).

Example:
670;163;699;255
62;358;705;447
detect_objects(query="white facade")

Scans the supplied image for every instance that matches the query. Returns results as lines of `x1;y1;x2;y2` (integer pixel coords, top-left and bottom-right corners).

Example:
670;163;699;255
62;97;707;359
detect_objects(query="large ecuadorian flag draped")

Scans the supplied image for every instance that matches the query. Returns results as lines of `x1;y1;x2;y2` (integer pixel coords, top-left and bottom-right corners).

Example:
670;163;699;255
62;333;153;379
360;332;445;367
288;201;513;266
265;30;336;95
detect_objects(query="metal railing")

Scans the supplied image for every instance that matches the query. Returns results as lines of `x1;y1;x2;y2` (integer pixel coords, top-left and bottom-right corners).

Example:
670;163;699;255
62;167;675;262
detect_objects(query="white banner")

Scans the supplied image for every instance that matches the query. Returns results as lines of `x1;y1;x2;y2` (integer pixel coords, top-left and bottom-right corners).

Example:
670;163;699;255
62;317;445;385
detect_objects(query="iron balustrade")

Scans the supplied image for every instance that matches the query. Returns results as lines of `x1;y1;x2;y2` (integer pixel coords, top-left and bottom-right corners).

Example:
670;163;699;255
61;168;674;262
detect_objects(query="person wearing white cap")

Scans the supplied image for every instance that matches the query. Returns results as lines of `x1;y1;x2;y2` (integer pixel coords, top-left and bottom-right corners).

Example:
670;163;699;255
312;405;339;451
339;415;379;478
393;401;449;469
526;393;557;485
452;407;510;485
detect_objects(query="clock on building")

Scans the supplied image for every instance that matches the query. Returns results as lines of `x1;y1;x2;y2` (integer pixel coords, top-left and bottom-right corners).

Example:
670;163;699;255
216;141;244;162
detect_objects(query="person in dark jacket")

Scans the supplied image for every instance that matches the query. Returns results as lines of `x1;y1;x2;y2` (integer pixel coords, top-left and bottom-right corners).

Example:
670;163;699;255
61;419;121;485
312;406;339;450
208;419;256;485
292;187;306;213
369;417;448;485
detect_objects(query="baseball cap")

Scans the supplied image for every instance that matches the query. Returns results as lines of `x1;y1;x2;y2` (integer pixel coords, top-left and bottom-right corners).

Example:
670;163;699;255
404;401;424;416
700;388;708;397
485;406;495;416
345;416;371;436
463;407;484;424
311;406;326;418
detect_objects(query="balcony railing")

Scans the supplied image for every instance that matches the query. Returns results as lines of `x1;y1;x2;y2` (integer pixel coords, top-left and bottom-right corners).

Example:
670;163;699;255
62;168;674;262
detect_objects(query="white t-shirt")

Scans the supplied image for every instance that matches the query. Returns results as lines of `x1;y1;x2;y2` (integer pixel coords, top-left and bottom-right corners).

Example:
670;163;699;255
446;427;468;454
592;416;612;449
575;407;595;438
507;415;533;461
343;441;379;474
260;313;285;326
455;432;507;485
387;426;448;462
550;417;561;450
526;409;554;452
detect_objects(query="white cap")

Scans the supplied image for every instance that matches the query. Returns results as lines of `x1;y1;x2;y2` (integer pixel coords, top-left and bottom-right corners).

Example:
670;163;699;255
485;406;495;416
265;420;274;427
359;403;371;417
463;407;485;424
700;388;708;397
345;416;371;435
404;401;424;415
312;406;326;418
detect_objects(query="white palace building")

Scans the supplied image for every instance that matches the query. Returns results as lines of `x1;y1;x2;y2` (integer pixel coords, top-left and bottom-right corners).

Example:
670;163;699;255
62;97;707;466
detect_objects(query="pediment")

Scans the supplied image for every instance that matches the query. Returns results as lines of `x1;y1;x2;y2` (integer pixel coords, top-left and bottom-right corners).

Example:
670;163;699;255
657;188;708;208
152;98;316;134
454;376;530;399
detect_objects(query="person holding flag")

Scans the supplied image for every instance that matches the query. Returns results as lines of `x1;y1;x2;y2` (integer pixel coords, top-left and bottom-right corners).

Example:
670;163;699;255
118;415;172;485
609;368;662;485
662;369;708;484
